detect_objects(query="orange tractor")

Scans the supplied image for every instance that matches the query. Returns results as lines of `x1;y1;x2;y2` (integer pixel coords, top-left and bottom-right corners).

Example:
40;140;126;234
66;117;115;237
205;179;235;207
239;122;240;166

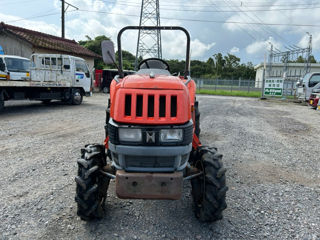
75;26;228;222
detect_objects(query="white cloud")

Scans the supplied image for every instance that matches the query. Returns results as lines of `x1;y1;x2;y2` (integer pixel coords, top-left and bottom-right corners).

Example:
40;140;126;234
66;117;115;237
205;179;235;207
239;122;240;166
191;39;215;58
230;46;239;54
159;30;216;60
298;33;320;51
246;37;282;55
0;13;59;36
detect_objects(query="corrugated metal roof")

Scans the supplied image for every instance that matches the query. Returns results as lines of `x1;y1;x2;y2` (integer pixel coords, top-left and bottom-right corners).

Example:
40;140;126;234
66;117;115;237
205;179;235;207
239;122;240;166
0;22;101;59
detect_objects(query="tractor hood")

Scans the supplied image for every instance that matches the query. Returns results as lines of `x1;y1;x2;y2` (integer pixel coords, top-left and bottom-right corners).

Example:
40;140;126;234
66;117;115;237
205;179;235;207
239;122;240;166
122;74;186;90
109;73;192;125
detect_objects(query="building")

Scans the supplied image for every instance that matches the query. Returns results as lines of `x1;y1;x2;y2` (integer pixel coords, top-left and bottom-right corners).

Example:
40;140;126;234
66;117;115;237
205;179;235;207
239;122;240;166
0;22;100;70
254;63;320;88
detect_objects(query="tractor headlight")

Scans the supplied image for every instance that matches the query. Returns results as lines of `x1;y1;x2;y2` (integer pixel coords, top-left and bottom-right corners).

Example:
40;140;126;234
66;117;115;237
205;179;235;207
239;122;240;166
118;128;142;142
160;129;183;142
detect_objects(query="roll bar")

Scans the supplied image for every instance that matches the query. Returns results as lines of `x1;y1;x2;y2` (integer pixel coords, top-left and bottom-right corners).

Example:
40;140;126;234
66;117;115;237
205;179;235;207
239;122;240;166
117;26;191;79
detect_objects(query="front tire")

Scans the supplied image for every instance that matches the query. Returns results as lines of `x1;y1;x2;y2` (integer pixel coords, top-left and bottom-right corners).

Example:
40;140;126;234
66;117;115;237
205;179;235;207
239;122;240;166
195;101;201;137
191;148;228;222
0;91;4;112
41;99;52;105
71;89;83;105
75;144;109;221
102;87;109;93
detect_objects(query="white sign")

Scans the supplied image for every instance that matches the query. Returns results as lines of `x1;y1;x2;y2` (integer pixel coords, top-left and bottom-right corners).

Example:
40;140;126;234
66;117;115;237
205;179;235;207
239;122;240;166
264;78;284;96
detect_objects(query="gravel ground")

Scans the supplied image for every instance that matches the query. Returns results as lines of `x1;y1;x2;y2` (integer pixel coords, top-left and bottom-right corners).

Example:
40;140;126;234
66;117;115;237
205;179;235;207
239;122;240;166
0;94;319;240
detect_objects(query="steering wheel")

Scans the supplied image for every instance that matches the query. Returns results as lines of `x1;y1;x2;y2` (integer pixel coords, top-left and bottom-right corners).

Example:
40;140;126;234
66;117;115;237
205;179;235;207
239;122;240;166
138;58;170;72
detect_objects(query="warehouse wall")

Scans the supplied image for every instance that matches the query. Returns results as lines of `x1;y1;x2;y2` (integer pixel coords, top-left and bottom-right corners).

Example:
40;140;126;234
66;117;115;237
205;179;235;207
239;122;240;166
0;32;32;58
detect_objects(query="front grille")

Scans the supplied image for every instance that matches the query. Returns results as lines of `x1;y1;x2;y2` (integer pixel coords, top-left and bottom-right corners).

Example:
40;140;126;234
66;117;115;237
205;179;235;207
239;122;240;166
113;89;189;124
124;93;178;118
148;95;154;117
125;156;174;168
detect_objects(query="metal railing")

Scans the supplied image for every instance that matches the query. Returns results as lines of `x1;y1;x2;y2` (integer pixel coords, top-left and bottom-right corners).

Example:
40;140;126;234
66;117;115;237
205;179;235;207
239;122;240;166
194;78;261;93
194;78;298;97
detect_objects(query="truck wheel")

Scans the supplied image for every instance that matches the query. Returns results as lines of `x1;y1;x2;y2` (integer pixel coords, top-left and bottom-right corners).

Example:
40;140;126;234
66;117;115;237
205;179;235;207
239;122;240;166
75;144;109;221
191;148;228;222
41;99;51;105
102;87;109;93
71;89;83;105
0;91;4;112
195;101;201;137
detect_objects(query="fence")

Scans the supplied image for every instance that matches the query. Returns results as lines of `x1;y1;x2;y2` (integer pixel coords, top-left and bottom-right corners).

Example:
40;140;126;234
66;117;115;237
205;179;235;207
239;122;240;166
194;78;298;97
194;78;261;93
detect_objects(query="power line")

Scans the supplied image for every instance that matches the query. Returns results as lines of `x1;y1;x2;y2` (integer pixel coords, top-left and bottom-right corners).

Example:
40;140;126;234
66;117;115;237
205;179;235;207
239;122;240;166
6;12;64;23
222;0;291;46
6;8;320;29
97;0;320;13
218;0;260;41
1;0;42;5
98;0;320;9
2;0;319;9
239;2;291;45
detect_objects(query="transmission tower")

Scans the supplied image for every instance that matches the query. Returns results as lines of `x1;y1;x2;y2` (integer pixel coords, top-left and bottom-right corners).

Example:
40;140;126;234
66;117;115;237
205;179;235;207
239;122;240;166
305;32;312;74
267;33;312;79
135;0;162;69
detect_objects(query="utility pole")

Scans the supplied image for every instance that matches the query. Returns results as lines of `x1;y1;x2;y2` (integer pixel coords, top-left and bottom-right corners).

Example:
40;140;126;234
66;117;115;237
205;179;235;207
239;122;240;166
267;42;273;77
61;0;65;38
61;0;78;38
135;0;162;69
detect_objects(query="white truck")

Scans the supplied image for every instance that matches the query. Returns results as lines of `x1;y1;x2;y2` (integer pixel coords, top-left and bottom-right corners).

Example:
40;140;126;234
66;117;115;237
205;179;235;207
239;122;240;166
296;72;320;101
0;54;92;111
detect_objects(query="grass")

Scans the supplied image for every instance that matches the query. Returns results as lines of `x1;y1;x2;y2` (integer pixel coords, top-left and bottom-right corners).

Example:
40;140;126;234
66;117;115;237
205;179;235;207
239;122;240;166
196;89;262;98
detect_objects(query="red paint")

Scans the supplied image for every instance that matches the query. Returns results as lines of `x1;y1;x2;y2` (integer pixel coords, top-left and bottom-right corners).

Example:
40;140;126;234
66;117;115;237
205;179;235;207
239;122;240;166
106;72;201;149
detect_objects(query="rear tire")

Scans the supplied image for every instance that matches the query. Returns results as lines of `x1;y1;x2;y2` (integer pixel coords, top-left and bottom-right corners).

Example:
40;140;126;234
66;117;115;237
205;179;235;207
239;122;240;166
75;144;109;221
191;148;228;222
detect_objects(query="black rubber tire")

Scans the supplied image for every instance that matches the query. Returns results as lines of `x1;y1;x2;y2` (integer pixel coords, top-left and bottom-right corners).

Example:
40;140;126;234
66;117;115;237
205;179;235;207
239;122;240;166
41;99;52;105
102;87;110;93
195;101;201;137
75;144;109;221
0;91;4;112
191;148;228;222
105;107;110;138
71;89;83;105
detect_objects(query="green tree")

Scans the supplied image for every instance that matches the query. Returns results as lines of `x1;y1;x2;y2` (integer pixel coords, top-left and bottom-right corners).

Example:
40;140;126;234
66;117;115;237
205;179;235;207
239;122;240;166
79;35;110;69
79;36;139;70
290;55;316;64
296;55;305;63
309;55;317;63
213;53;225;77
222;54;240;78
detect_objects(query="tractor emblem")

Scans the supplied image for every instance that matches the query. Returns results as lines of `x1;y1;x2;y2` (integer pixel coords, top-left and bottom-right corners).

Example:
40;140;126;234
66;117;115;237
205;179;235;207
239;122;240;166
146;131;155;143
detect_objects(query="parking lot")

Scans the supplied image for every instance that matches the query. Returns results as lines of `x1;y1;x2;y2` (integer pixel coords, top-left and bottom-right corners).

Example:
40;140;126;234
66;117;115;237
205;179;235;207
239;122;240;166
0;94;319;240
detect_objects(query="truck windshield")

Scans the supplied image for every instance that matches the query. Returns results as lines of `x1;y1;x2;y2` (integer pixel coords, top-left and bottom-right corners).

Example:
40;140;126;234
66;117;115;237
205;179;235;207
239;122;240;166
4;57;30;72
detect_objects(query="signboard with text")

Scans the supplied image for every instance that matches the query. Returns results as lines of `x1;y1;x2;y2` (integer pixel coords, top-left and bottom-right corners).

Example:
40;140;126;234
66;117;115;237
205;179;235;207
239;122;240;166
264;78;284;96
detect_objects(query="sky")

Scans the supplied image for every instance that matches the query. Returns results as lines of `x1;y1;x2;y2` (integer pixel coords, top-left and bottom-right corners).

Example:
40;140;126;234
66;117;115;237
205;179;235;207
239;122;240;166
1;0;320;65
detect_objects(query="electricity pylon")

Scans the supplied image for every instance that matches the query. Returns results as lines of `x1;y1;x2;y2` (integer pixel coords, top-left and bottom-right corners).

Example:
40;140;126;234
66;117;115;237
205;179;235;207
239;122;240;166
135;0;162;69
